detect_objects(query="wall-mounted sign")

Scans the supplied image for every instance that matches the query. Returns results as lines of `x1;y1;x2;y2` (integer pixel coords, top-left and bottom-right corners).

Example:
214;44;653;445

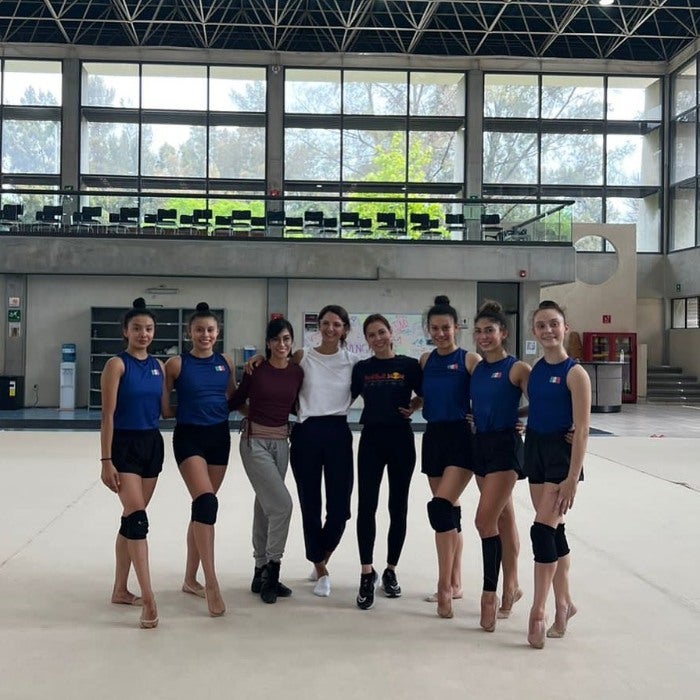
8;309;21;322
525;340;537;356
8;296;20;308
602;314;611;324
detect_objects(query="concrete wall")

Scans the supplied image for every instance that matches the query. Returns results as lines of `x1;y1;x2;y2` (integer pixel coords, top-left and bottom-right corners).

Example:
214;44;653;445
669;330;700;379
0;236;575;284
26;275;267;407
540;224;638;337
666;249;700;373
637;254;665;298
666;248;700;298
637;298;664;366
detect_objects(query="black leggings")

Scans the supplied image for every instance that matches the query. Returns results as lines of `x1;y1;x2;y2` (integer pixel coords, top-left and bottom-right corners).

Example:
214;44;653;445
356;423;416;567
290;416;354;564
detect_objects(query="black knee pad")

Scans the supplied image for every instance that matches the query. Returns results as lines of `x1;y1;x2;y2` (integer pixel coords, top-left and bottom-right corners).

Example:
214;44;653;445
123;510;149;540
192;492;218;525
555;523;570;558
118;515;128;538
453;505;462;533
530;522;558;564
427;497;455;533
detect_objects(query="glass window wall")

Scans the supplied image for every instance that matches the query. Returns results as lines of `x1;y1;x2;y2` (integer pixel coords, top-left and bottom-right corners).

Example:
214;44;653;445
82;63;139;108
484;74;538;119
142;64;207;110
484;72;662;251
541;74;604;120
672;60;697;117
78;61;267;203
209;66;266;112
285;69;341;114
2;60;62;106
343;71;408;115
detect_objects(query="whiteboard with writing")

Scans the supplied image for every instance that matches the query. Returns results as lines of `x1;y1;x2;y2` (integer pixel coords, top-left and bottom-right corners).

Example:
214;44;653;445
303;312;429;360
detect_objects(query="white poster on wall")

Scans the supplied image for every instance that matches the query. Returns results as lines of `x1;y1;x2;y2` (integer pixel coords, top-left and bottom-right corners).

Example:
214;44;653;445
303;312;429;359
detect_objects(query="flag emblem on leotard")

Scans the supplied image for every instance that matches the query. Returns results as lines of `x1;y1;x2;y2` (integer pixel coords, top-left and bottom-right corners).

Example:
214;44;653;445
215;365;226;372
490;371;502;379
447;363;459;370
150;368;160;376
549;376;561;384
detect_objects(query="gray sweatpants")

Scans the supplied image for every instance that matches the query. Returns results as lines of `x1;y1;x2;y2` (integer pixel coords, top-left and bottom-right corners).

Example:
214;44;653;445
239;437;293;567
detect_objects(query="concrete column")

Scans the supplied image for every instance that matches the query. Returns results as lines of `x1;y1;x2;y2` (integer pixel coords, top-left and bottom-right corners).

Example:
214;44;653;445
61;58;81;221
267;278;289;319
2;273;27;380
266;64;285;236
466;69;484;196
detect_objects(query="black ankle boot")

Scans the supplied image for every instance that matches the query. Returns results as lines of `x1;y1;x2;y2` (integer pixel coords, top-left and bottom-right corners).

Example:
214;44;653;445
260;561;280;604
251;566;263;594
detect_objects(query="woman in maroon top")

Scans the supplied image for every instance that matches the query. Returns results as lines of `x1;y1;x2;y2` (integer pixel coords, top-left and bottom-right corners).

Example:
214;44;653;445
228;318;304;603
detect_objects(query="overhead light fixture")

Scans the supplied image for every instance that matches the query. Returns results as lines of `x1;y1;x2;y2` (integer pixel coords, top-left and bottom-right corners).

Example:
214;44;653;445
145;284;179;295
599;0;614;6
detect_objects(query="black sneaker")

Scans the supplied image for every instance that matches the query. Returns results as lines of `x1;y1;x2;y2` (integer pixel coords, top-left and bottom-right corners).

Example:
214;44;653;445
381;568;402;598
356;569;379;610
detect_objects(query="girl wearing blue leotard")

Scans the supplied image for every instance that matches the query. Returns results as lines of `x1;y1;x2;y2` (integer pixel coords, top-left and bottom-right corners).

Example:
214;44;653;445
100;297;166;629
524;300;590;649
421;295;481;619
470;300;530;632
164;302;236;617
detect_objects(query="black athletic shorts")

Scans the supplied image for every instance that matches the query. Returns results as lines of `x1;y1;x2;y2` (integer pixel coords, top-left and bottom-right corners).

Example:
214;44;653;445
173;420;231;466
523;429;584;485
421;421;473;477
472;429;524;479
112;429;164;479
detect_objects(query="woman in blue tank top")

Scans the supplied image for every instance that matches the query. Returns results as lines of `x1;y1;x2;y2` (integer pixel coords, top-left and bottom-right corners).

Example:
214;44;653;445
100;298;166;629
421;295;481;619
164;302;235;617
470;300;530;633
524;300;590;649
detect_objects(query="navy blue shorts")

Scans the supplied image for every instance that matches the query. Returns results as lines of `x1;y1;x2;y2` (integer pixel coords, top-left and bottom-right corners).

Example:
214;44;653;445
112;429;164;479
173;420;231;466
472;429;524;479
421;421;473;477
523;429;584;485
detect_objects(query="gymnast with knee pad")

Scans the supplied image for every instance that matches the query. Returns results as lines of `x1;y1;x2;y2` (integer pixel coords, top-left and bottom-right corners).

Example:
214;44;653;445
470;300;530;633
420;295;481;619
523;300;590;649
163;302;236;618
100;297;166;629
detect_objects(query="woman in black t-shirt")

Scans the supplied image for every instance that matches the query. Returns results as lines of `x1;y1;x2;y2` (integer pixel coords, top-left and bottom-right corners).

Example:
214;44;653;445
350;314;422;610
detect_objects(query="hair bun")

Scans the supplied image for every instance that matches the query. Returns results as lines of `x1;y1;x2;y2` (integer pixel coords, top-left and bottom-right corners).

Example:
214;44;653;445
132;297;146;309
196;302;210;312
434;295;450;306
479;299;503;315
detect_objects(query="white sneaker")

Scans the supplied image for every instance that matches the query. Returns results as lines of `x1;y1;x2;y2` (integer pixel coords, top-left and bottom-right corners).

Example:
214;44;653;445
313;575;331;597
308;568;319;582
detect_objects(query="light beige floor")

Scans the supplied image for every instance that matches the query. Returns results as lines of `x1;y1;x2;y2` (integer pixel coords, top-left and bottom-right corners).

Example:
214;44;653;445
1;407;699;699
